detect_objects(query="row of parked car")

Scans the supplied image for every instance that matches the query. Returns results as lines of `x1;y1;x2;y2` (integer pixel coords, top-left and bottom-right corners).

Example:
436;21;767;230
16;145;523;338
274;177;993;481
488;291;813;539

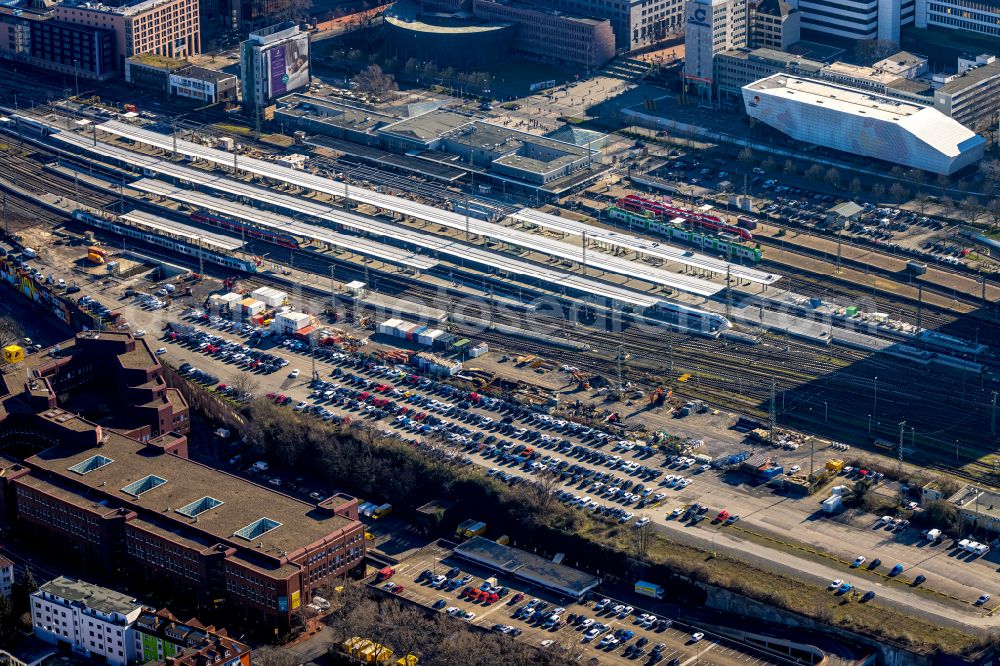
167;324;289;375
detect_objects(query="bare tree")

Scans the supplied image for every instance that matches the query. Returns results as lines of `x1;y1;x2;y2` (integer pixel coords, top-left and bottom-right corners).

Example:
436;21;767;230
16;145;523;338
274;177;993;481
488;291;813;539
272;0;313;23
804;163;823;180
889;182;908;201
737;147;754;165
253;647;299;666
630;519;653;558
872;182;886;202
961;195;985;226
824;167;841;189
0;316;24;348
936;173;951;196
986;199;1000;230
783;159;796;176
849;177;863;196
761;156;776;172
854;39;899;64
353;65;398;100
229;373;260;402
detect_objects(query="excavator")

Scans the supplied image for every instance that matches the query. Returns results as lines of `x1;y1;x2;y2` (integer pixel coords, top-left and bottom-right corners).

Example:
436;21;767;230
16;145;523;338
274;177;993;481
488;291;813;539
571;370;592;390
648;386;672;407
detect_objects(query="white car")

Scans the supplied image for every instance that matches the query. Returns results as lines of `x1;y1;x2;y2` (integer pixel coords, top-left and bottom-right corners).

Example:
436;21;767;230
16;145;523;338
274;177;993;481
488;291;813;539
828;579;843;590
678;478;692;488
294;401;307;411
691;632;705;643
653;492;667;501
155;347;167;355
289;368;300;378
583;628;600;642
670;507;684;518
852;556;866;568
133;329;146;337
788;465;801;474
634;516;651;528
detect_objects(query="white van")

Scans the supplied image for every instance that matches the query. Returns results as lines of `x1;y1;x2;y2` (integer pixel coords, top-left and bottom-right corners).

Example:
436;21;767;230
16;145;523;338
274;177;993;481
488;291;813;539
22;247;37;258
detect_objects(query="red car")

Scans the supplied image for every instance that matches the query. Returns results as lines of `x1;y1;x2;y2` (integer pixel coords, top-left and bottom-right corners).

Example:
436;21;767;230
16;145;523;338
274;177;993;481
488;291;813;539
358;392;371;401
414;412;427;421
508;592;524;605
461;587;474;598
266;392;277;400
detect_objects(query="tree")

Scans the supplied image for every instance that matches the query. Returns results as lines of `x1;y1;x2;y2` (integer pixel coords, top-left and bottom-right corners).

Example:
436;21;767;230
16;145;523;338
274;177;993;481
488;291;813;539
889;165;906;183
272;0;313;23
854;39;899;64
353;65;398;100
0;316;24;348
921;499;961;534
630;519;653;558
824;167;841;189
960;195;984;225
889;182;908;201
0;593;13;641
805;163;823;180
849;177;863;196
230;373;260;403
20;569;38;595
761;156;776;172
738;147;754;165
872;182;886;202
349;3;385;34
936;173;951;196
906;168;926;189
253;647;299;666
783;159;796;176
986;199;1000;230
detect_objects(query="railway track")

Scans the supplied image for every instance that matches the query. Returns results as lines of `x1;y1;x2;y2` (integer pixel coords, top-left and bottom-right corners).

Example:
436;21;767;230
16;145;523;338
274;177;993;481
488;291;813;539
3;114;999;482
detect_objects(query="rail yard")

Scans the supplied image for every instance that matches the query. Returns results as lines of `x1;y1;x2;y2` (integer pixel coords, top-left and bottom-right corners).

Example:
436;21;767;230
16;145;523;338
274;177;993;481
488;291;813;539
1;66;1000;666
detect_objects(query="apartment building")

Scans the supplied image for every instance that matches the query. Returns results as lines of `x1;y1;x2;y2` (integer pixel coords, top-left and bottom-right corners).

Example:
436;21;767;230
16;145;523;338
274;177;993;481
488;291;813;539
53;0;200;74
31;577;144;666
133;608;251;666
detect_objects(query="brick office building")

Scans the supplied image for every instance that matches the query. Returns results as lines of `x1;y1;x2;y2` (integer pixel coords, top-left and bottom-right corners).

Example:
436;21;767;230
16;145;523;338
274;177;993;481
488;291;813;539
0;331;366;634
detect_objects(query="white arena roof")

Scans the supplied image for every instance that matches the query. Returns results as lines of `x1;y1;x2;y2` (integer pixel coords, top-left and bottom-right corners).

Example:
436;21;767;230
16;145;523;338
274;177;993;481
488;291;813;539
743;75;985;175
93;120;721;298
510;208;780;285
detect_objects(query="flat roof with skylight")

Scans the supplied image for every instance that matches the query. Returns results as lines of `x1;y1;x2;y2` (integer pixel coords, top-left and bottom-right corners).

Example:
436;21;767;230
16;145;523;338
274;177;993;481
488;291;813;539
69;455;114;475
27;430;358;559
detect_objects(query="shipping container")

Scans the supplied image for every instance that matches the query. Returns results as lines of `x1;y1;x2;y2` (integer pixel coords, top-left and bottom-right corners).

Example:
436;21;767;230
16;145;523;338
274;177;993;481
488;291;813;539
822;494;843;513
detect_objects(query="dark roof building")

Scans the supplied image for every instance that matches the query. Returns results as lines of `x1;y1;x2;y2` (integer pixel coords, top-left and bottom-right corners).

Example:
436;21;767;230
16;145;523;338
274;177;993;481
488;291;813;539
453;537;601;600
0;332;366;635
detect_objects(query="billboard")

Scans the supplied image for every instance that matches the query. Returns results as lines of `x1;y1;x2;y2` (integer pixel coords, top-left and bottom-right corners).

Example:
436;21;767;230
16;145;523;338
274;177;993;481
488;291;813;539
267;34;310;98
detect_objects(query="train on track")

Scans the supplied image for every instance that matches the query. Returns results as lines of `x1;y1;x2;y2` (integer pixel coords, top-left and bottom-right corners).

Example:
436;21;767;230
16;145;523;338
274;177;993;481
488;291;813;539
72;209;259;273
616;194;754;242
190;210;300;249
648;300;732;337
607;204;763;263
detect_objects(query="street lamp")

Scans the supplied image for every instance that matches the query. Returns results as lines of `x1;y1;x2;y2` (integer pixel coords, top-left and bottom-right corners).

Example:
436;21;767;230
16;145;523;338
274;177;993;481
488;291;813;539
73;59;80;99
872;376;878;421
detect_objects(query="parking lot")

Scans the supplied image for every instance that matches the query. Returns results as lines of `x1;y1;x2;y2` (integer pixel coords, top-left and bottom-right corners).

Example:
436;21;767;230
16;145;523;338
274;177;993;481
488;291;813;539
149;307;1000;619
41;263;997;632
375;542;795;666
